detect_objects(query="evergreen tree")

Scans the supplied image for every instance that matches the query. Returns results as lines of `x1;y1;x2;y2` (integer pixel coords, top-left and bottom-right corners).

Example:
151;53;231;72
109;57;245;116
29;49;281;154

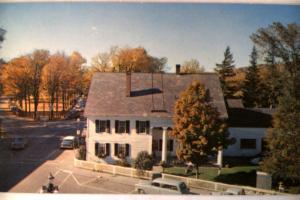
260;95;300;185
252;22;300;187
263;50;283;108
242;46;260;107
171;81;233;178
215;46;236;98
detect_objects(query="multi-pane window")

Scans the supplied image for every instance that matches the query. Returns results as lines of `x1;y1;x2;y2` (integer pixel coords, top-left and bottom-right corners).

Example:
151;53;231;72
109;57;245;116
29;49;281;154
114;143;130;158
136;120;150;134
95;120;110;133
115;120;130;133
240;139;256;149
95;142;110;158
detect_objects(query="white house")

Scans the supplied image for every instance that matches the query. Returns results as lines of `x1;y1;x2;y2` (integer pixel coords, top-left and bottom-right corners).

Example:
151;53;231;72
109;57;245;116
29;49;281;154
84;65;228;164
224;101;274;157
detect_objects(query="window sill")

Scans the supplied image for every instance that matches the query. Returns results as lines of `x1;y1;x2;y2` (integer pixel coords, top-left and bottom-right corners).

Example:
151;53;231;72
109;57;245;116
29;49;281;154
96;132;111;134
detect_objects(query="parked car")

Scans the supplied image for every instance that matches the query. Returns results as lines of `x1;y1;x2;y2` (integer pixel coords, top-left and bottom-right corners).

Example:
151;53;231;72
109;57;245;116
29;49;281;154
11;136;28;150
64;109;81;120
211;187;246;195
135;178;190;194
250;157;262;165
60;136;77;149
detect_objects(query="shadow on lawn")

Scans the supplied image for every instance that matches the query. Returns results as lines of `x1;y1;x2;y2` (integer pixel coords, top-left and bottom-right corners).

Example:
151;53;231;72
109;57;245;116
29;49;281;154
214;170;256;187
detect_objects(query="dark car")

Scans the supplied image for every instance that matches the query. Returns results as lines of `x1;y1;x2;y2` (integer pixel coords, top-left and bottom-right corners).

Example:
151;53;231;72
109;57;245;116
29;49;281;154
11;136;28;150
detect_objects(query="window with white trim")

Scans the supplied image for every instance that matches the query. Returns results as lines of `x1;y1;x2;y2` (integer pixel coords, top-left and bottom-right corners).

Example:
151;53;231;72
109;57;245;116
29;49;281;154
95;120;111;133
95;142;110;158
114;143;130;158
115;120;130;133
136;120;150;134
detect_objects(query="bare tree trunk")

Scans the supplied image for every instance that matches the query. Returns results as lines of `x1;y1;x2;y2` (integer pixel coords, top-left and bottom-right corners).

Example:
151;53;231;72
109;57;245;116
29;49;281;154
56;91;59;113
24;88;27;113
50;95;54;120
28;95;31;113
19;98;23;109
196;164;199;179
62;89;65;112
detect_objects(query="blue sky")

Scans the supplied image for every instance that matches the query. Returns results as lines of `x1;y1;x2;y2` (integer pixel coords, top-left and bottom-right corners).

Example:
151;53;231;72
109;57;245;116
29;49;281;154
0;3;299;71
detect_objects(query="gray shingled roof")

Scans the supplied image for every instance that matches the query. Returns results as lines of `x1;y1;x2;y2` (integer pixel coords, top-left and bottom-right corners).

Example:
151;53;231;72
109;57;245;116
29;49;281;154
84;72;228;118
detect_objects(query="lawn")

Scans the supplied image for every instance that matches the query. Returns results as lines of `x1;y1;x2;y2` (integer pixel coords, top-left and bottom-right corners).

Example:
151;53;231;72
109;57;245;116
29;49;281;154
164;165;258;187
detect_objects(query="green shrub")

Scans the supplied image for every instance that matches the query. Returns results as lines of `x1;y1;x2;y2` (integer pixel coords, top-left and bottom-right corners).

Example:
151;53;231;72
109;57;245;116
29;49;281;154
134;151;154;171
75;145;86;160
115;158;131;167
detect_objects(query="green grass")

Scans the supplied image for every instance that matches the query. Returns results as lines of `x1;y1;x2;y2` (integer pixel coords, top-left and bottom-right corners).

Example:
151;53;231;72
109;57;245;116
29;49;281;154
164;166;258;187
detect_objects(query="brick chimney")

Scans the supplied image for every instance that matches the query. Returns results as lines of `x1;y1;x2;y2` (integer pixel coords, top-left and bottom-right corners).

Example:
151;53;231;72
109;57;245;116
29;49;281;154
126;71;131;97
176;64;181;74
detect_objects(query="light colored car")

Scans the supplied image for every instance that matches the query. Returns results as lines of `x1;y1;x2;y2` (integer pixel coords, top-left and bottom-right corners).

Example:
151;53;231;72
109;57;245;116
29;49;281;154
11;136;28;150
211;187;246;195
60;136;77;149
135;178;190;194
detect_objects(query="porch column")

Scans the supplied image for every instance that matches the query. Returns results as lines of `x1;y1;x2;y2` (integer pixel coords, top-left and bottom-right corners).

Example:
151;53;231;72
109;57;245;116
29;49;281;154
217;150;223;167
149;127;153;153
162;127;168;162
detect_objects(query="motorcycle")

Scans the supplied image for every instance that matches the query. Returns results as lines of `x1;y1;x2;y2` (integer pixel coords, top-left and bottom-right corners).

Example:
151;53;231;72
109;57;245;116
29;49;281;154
40;173;59;193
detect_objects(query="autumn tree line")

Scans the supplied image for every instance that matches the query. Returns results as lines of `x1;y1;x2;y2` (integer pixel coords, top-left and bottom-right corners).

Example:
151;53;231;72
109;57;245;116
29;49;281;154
0;22;299;118
0;46;174;120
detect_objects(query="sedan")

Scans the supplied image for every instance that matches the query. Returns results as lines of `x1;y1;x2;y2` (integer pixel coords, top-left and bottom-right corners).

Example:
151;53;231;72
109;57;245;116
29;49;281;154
11;136;28;150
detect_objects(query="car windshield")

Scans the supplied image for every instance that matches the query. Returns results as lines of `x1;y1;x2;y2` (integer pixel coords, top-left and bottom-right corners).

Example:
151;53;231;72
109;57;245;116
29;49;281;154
62;140;73;145
14;138;24;142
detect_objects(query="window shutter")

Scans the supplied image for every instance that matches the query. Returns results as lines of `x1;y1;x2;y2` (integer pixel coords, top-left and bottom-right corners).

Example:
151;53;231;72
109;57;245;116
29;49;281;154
106;120;111;133
126;120;130;133
136;120;140;133
95;142;99;156
146;121;150;134
115;120;119;133
106;143;110;156
114;143;119;156
125;144;130;157
95;120;100;133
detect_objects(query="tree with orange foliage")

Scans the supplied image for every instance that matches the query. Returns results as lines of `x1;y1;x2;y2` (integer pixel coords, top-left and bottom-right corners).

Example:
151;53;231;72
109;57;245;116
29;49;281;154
60;51;86;111
29;50;50;119
171;81;233;178
91;46;166;73
112;46;166;72
1;56;32;112
42;52;67;119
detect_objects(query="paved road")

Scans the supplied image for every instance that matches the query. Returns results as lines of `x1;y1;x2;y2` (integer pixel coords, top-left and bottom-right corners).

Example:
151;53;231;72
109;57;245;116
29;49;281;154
0;96;210;195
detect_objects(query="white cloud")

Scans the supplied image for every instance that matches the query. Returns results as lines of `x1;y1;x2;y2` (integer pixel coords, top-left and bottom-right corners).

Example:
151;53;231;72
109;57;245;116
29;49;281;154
91;26;97;31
